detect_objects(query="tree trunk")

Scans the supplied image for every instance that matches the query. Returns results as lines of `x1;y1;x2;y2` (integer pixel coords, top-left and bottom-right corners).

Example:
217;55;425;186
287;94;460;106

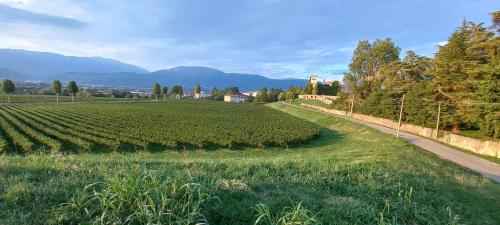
71;94;74;102
7;95;10;104
56;93;59;103
156;94;158;101
164;95;166;100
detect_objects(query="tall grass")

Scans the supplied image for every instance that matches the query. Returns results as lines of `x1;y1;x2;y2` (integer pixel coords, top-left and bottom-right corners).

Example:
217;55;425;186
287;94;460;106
254;202;319;225
55;164;217;224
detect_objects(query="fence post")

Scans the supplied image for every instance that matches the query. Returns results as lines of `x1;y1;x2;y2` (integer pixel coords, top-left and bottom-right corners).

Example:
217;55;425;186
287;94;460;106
435;101;441;140
396;95;405;139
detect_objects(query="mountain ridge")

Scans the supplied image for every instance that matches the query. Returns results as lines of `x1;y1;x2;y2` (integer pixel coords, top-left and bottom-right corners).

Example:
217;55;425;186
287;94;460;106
0;49;306;91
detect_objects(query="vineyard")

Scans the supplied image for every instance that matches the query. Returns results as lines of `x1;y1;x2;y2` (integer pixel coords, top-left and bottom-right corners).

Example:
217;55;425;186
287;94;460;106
0;101;319;153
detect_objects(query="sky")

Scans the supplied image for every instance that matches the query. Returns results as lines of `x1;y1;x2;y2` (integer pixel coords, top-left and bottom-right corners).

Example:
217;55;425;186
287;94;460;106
0;0;497;81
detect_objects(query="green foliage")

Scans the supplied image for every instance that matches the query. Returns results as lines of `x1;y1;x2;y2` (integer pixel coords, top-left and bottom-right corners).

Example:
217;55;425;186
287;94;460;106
161;86;169;99
304;82;313;94
277;92;286;101
492;10;500;33
195;84;202;94
1;79;15;94
171;85;184;98
317;82;339;96
152;82;162;97
256;87;268;102
52;80;62;94
256;87;283;102
210;87;225;101
225;86;239;95
67;81;78;95
348;38;401;98
337;13;500;138
312;84;318;95
285;86;302;101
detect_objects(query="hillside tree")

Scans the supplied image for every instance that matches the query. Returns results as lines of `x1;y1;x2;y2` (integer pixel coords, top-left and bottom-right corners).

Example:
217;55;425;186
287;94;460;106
211;87;224;101
256;87;268;102
152;83;161;101
161;86;168;100
194;84;201;95
52;80;62;103
349;38;400;98
67;81;78;102
312;84;319;95
1;79;15;103
225;86;239;95
171;85;183;99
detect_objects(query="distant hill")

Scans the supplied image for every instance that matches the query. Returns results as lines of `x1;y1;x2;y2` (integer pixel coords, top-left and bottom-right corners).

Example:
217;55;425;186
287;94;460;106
0;49;307;91
149;67;306;91
0;49;148;78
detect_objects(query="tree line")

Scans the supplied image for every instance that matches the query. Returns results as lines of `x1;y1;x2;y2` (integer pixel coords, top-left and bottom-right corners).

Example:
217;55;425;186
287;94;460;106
333;11;500;138
0;79;79;103
152;83;184;100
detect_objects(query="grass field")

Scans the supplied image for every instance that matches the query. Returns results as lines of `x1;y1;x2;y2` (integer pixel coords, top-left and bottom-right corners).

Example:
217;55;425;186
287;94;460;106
0;102;499;224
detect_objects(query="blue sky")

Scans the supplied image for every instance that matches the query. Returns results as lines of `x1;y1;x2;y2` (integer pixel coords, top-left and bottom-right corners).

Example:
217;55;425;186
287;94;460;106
0;0;497;80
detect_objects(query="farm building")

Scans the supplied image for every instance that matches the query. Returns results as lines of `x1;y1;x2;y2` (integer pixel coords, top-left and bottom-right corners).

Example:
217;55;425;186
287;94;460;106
224;94;248;103
194;92;210;99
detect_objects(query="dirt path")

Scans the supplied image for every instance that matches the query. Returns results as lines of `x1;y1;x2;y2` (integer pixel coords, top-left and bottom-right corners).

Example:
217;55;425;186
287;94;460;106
291;103;500;183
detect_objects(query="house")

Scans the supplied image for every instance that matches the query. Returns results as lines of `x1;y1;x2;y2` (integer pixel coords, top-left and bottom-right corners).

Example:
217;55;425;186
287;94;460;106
194;92;210;99
242;91;259;97
224;94;248;103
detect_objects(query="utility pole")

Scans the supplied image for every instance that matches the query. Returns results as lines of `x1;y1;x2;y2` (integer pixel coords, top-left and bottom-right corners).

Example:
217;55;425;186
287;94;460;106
396;94;405;139
435;101;441;140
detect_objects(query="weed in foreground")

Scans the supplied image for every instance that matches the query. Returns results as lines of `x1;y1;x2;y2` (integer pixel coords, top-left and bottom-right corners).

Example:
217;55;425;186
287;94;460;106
54;164;217;225
254;202;320;225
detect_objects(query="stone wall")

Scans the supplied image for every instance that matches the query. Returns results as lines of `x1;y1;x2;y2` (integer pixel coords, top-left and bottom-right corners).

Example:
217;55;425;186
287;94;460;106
300;103;500;158
298;95;339;104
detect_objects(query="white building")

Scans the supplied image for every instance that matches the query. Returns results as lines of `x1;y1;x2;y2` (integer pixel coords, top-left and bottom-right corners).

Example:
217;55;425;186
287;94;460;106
224;94;248;103
194;92;210;99
242;91;259;97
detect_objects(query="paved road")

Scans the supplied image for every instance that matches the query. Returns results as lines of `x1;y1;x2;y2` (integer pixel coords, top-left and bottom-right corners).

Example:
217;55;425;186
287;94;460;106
294;103;500;183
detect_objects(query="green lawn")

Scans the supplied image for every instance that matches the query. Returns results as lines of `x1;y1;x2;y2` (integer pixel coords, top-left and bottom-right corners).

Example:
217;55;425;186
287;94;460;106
0;102;499;224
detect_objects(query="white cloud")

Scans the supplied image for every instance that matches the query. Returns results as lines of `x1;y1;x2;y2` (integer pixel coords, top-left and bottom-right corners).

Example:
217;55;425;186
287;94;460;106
438;41;448;46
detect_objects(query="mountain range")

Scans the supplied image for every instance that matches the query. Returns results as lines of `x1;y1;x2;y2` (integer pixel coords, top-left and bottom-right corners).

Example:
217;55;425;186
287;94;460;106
0;49;306;91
